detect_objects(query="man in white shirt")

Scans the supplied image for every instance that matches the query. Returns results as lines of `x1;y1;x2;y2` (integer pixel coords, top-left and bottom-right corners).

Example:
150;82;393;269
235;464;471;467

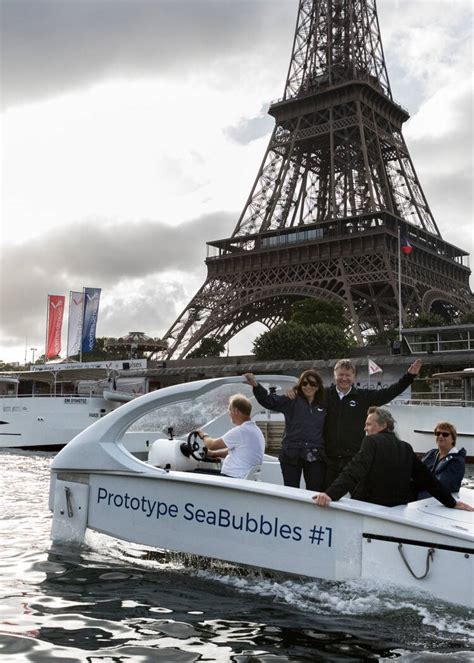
197;394;265;479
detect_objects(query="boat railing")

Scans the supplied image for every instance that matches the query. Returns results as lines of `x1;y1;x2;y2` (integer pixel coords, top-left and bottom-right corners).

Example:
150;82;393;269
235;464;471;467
0;392;108;399
390;397;474;407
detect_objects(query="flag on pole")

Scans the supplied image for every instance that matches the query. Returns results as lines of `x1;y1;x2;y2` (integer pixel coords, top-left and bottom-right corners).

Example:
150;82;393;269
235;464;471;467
400;234;413;255
81;287;101;353
67;291;84;356
368;359;383;375
46;295;65;359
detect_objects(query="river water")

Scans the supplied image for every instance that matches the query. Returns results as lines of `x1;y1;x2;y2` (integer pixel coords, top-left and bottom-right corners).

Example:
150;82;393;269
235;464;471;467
1;450;472;662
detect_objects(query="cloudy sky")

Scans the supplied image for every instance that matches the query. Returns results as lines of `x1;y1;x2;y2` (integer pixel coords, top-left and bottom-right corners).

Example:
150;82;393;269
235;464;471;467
1;0;472;363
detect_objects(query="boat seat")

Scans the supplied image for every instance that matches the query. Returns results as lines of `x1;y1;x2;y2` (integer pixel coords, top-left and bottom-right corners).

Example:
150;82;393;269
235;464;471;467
244;464;262;481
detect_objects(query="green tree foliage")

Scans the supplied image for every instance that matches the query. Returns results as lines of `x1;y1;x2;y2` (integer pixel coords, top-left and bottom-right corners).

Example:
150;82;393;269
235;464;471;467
365;329;399;346
253;322;350;360
405;313;447;328
459;311;474;324
77;338;127;362
188;337;226;359
289;299;347;329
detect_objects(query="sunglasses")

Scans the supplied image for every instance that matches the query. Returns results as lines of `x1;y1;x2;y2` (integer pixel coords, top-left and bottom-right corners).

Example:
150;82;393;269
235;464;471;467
301;380;318;388
434;431;450;438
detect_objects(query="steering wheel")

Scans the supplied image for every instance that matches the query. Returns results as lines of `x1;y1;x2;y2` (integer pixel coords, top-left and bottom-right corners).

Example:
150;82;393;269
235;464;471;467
181;430;216;463
185;431;208;462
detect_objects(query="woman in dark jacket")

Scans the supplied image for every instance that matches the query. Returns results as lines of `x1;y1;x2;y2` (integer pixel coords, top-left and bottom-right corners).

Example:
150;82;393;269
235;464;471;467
243;370;326;490
418;422;466;498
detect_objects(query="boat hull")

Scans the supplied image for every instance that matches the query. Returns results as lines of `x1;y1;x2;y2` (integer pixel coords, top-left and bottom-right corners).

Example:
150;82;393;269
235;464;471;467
0;395;117;449
0;396;156;452
51;469;474;607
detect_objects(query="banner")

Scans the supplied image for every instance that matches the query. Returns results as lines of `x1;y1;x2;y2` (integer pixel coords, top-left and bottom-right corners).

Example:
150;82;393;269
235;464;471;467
67;291;84;356
368;359;383;375
81;287;101;353
46;295;65;359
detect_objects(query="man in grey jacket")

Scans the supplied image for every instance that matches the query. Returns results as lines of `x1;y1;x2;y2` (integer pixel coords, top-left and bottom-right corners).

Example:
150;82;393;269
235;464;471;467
314;407;473;512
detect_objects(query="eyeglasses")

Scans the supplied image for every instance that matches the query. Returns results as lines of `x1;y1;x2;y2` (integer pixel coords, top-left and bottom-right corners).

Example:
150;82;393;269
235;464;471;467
434;431;450;438
301;380;318;388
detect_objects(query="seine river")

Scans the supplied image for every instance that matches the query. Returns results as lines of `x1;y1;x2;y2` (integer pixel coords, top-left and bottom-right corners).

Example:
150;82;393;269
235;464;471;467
1;450;472;662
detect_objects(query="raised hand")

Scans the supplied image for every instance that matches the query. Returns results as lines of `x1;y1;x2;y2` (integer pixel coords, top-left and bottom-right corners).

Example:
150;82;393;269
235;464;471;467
242;373;258;387
407;358;422;375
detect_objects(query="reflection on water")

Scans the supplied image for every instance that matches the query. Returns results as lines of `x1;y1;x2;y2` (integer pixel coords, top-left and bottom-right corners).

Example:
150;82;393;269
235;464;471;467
0;450;473;662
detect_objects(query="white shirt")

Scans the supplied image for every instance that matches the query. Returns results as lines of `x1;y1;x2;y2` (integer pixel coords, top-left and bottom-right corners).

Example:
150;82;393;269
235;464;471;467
336;386;353;400
221;420;265;479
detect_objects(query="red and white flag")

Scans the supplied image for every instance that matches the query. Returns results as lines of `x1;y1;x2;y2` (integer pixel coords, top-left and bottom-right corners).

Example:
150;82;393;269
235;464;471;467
67;291;84;357
368;359;383;375
46;295;65;359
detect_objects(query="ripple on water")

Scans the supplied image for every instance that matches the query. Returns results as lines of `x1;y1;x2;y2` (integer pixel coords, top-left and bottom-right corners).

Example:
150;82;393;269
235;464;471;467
1;450;473;662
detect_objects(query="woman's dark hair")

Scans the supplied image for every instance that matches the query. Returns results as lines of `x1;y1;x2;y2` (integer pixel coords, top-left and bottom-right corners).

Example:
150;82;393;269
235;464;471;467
295;369;325;404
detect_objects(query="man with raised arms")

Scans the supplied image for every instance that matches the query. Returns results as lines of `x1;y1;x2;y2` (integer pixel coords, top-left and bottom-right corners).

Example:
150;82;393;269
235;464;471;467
323;357;422;486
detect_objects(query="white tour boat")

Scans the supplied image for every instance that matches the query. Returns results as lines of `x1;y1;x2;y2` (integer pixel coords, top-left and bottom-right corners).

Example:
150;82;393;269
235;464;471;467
0;360;156;451
49;375;473;608
387;368;474;461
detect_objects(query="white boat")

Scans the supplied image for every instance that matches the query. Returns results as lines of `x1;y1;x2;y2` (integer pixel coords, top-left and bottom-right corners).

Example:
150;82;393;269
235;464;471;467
387;368;474;461
0;360;155;451
49;375;473;608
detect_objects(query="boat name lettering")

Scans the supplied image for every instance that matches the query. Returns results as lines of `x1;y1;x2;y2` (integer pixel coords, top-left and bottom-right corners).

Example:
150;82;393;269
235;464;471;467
97;487;178;519
184;502;302;540
95;488;332;547
64;398;87;404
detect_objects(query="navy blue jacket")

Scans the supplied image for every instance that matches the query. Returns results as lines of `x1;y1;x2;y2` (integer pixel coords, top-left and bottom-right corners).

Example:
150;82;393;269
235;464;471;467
326;431;456;508
418;447;466;497
323;372;415;460
252;383;326;451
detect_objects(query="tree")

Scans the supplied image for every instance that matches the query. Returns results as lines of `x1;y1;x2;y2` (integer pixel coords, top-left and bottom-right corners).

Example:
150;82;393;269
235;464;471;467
365;329;399;346
253;322;350;360
79;338;127;362
459;311;474;325
289;299;347;329
405;313;447;328
188;338;226;359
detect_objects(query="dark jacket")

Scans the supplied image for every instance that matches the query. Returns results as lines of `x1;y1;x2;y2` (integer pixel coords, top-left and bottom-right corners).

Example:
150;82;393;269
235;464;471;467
326;430;456;508
418;447;466;496
323;372;414;460
252;383;326;451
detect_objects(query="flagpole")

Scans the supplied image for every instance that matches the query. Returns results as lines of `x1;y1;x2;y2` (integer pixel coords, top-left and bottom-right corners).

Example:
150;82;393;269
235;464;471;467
79;287;84;364
66;291;71;361
398;226;402;341
45;295;50;363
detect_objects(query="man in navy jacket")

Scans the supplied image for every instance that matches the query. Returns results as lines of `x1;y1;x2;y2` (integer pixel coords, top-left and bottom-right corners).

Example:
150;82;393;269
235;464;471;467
323;358;422;486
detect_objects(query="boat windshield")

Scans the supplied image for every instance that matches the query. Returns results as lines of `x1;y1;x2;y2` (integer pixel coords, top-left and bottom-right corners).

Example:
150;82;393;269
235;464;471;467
128;377;288;439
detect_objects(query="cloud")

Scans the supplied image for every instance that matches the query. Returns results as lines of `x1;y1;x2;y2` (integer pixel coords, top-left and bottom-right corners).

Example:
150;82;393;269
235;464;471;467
1;0;294;110
224;107;274;145
1;0;472;364
0;211;234;347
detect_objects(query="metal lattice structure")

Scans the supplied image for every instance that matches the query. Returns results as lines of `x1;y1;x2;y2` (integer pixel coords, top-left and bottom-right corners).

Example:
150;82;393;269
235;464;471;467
160;0;472;359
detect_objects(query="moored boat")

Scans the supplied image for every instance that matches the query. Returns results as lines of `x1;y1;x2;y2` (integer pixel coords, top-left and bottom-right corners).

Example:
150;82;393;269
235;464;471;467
49;375;473;608
0;360;156;451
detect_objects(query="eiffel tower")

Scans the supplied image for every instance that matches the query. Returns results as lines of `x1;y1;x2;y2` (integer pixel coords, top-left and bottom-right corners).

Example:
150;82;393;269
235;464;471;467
161;0;472;358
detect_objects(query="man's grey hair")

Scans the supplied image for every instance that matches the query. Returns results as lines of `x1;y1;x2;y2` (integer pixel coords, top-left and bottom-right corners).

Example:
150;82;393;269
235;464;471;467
367;406;396;432
334;358;356;374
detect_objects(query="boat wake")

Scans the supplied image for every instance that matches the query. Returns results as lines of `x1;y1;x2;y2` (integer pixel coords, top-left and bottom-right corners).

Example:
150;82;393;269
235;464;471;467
82;529;473;646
